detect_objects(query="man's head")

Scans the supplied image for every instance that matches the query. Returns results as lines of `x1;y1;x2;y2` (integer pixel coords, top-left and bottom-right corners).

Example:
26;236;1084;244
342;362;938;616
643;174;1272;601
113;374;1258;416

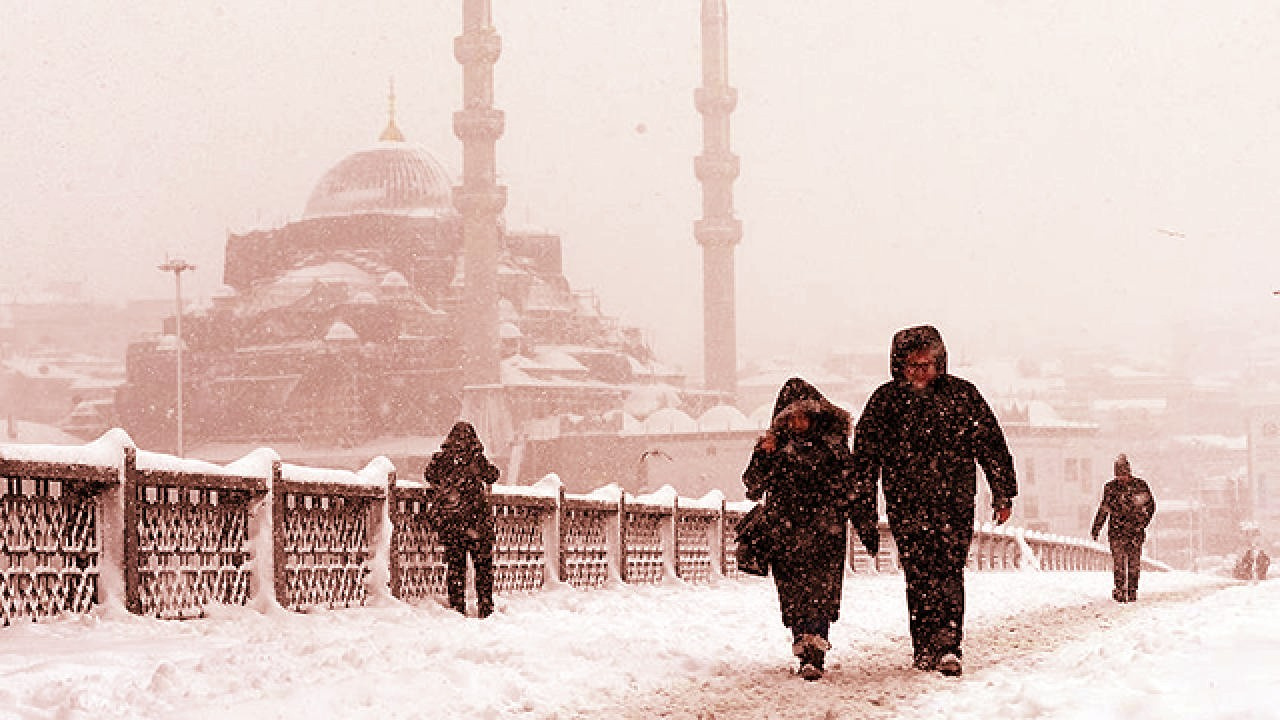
1114;453;1131;477
890;325;948;387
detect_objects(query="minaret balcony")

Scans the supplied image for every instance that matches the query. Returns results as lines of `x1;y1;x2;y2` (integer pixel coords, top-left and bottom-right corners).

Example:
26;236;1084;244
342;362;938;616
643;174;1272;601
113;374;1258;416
694;218;743;247
452;185;509;215
694;153;740;182
454;31;502;65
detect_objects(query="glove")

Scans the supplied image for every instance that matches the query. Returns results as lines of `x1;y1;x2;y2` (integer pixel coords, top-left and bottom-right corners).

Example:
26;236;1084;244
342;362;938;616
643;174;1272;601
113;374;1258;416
858;525;880;556
992;497;1012;525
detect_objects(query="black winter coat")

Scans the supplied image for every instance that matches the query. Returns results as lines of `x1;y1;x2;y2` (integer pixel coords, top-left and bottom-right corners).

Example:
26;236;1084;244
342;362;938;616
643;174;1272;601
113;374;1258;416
423;421;500;543
852;326;1017;537
1091;475;1155;540
742;378;855;628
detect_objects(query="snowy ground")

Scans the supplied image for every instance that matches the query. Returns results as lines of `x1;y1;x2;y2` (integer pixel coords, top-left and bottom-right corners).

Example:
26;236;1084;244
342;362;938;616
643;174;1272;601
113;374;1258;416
0;569;1271;719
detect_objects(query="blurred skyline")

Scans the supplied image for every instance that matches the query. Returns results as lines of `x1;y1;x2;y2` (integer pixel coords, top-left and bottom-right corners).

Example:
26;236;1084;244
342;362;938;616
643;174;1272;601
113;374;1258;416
4;2;1280;378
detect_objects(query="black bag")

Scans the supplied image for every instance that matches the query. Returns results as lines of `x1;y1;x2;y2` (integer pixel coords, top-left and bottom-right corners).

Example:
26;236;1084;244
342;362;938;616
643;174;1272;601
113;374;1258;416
734;503;773;577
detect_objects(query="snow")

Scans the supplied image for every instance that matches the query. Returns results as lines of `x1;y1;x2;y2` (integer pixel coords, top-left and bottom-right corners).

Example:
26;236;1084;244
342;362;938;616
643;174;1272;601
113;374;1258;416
0;570;1272;719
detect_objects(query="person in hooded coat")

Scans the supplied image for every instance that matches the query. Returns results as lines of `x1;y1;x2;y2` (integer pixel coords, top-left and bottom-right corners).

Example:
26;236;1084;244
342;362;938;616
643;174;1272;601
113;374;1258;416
852;325;1017;677
423;421;500;617
742;377;877;681
1091;453;1156;602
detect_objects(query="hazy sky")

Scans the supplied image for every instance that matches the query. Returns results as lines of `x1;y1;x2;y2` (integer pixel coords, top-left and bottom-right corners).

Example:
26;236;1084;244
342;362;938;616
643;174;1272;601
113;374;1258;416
4;2;1280;376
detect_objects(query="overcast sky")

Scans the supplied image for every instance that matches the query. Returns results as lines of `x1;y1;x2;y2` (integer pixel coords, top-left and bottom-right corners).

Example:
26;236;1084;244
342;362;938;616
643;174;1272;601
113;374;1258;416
3;1;1280;376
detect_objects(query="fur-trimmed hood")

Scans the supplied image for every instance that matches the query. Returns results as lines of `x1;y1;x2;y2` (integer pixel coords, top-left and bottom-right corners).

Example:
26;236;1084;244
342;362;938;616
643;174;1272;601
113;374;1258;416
769;377;851;440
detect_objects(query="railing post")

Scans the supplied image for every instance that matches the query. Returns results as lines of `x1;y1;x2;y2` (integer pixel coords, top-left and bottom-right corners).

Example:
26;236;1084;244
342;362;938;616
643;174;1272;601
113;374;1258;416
617;494;629;584
382;470;400;600
121;446;141;615
270;460;287;607
669;496;681;580
543;486;564;586
714;497;727;578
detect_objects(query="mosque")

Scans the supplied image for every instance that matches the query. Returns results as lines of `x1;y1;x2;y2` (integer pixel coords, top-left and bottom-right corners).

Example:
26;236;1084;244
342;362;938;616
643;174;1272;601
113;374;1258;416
115;1;749;483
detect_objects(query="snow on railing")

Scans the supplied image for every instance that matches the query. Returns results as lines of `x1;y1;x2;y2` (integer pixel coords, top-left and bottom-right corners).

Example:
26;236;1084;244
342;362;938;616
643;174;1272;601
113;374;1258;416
0;431;1132;624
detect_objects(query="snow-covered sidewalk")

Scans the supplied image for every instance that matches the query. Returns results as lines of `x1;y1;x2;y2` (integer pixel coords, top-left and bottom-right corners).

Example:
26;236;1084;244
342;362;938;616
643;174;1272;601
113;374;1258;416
0;570;1268;719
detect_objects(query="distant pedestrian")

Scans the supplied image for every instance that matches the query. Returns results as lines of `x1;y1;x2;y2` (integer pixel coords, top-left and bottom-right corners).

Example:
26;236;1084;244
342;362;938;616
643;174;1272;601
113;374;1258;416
423;421;500;617
742;377;874;681
1091;453;1156;602
851;325;1018;677
1233;524;1271;581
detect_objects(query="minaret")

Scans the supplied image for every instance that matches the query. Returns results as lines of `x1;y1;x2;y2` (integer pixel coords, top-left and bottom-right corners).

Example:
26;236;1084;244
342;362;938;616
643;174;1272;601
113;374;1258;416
381;78;405;142
454;0;506;386
694;0;741;401
454;0;512;453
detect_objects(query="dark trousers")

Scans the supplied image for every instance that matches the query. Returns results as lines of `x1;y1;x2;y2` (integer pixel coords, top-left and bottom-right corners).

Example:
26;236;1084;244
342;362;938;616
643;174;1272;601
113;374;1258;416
444;530;494;615
1109;534;1144;599
894;507;974;660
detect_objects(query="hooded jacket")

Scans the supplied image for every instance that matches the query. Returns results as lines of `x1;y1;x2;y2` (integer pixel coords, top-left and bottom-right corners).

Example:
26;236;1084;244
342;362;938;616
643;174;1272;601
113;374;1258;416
852;326;1017;532
741;377;857;627
423;421;500;540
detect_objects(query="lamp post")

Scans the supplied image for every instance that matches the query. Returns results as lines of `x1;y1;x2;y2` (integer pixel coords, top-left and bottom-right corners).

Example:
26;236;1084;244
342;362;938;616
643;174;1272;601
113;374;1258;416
158;258;195;456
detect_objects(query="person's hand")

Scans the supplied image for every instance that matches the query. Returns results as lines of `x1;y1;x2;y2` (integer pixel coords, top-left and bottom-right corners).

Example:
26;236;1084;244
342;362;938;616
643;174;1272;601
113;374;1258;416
758;431;777;453
1091;531;1099;542
992;497;1012;525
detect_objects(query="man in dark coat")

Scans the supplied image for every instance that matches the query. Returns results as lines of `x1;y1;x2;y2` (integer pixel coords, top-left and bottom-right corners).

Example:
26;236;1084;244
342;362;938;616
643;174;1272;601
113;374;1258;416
742;377;875;681
423;420;501;617
1091;453;1155;602
851;325;1017;677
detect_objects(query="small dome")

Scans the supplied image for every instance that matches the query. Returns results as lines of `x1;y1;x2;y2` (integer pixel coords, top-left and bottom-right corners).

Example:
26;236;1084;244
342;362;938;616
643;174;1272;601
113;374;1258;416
303;142;455;219
643;407;697;434
380;271;410;288
324;321;358;342
697;404;753;431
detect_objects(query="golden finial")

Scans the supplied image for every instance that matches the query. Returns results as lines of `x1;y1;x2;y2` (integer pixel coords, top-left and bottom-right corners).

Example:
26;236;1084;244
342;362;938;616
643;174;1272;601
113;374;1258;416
380;77;405;142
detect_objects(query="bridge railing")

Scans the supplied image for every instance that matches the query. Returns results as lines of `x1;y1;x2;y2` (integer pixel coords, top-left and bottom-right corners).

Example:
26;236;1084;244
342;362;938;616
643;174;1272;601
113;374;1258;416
0;430;1152;624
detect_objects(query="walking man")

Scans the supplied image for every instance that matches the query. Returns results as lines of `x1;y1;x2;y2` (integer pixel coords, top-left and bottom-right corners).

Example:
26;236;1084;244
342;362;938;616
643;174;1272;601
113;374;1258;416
1092;453;1156;602
851;325;1018;677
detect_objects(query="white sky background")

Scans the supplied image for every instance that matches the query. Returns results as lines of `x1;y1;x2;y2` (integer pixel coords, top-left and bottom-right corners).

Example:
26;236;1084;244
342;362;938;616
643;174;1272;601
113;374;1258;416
0;570;1273;719
4;2;1280;375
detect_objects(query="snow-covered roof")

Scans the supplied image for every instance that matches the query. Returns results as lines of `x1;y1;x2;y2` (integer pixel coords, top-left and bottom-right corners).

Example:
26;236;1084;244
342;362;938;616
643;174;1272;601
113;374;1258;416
1091;398;1167;412
696;404;754;432
1025;400;1097;429
643;407;698;434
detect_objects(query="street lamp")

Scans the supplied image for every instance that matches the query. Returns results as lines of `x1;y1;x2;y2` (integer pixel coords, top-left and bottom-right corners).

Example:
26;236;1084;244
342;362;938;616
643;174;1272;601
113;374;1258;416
158;258;195;456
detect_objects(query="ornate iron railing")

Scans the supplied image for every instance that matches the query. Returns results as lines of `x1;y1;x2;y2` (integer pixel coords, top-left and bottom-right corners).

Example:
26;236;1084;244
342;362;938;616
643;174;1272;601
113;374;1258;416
0;434;1143;624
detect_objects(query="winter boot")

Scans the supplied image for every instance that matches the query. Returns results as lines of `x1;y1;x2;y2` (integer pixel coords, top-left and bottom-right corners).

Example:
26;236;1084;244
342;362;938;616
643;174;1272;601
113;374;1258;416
1126;589;1137;603
912;652;938;672
936;652;963;677
792;634;829;681
1112;588;1128;603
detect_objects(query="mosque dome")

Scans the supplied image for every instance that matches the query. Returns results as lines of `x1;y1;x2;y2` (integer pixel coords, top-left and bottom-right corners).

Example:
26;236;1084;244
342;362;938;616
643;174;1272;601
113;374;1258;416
302;140;456;220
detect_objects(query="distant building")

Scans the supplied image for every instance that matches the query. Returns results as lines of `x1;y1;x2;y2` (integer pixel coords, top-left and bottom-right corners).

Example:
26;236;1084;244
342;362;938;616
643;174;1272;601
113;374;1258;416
115;117;686;465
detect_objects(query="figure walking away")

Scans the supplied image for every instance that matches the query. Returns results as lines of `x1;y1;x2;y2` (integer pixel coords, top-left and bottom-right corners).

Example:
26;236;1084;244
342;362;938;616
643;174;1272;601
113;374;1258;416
742;377;876;681
852;325;1017;677
423;420;501;617
1091;453;1156;602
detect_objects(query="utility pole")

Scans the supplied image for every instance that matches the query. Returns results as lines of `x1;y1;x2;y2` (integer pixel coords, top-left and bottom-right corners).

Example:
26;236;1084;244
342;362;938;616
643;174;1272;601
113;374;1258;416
158;258;195;457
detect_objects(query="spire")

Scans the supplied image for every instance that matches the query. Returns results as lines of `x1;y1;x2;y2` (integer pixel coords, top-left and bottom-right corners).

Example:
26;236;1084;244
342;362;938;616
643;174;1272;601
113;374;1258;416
695;0;741;401
379;77;406;142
